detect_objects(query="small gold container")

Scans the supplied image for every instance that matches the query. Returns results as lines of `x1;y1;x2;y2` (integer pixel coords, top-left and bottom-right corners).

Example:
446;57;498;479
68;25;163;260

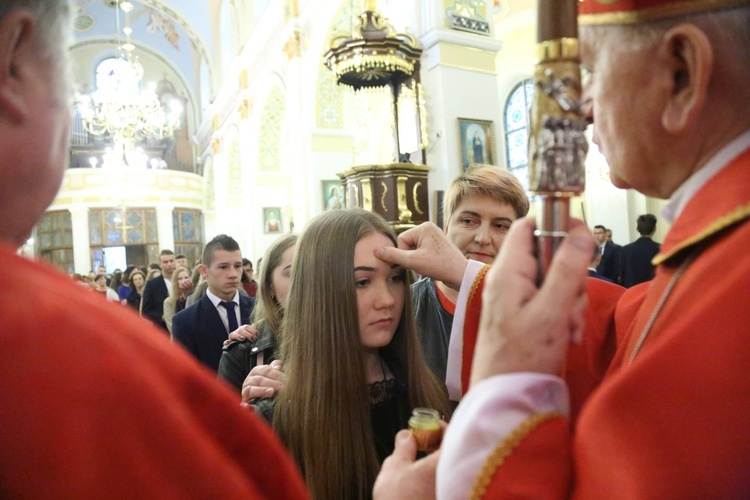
408;408;442;453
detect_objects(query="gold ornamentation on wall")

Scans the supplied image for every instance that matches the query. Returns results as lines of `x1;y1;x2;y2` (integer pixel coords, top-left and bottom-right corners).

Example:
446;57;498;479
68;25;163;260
412;182;423;215
397;175;412;222
238;98;252;120
361;179;373;210
380;181;388;213
445;0;490;35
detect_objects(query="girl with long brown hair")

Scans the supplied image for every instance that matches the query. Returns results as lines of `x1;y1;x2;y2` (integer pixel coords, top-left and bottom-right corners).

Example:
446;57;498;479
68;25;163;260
219;234;297;392
273;209;449;499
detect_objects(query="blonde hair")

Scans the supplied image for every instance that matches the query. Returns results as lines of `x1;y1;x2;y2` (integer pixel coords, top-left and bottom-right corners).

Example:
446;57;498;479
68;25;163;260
443;164;529;227
273;209;449;500
252;234;298;334
167;266;190;308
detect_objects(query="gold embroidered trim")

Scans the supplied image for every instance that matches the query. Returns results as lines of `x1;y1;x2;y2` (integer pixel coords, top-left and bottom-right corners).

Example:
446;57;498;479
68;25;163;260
579;0;750;26
470;412;565;500
467;264;491;306
630;248;699;363
652;202;750;266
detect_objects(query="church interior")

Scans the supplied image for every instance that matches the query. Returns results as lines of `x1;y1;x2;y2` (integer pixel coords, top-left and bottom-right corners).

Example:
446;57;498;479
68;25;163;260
31;0;669;273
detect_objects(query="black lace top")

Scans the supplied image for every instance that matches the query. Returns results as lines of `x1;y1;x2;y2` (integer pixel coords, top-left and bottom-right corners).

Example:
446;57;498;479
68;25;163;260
251;370;412;464
369;377;411;464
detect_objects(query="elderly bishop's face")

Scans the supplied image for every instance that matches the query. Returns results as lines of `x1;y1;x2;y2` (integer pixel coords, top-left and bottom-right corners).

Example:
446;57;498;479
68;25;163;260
0;20;73;246
581;27;669;197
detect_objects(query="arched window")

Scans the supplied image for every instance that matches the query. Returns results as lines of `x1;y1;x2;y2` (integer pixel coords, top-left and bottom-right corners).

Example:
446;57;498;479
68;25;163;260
259;86;285;172
95;57;138;96
504;79;535;191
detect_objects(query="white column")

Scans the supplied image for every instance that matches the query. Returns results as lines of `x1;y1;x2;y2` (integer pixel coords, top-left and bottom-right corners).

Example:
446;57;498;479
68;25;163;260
418;15;503;208
70;207;91;274
285;44;312;235
155;204;175;251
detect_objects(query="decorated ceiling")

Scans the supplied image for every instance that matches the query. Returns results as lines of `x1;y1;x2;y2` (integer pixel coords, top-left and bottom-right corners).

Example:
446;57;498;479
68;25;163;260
73;1;215;97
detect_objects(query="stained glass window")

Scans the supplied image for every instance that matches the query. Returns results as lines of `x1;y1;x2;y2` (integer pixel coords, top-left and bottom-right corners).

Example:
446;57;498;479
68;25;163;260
90;208;156;246
173;209;203;266
504;79;535;192
227;132;242;195
259;87;285;172
38;211;74;273
315;0;355;129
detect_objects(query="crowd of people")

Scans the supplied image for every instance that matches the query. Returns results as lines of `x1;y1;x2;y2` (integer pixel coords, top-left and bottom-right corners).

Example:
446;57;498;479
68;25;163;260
592;214;661;287
1;0;749;497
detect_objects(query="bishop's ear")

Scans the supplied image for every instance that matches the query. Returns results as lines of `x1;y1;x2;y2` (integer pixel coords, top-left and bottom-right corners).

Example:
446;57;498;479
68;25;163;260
660;23;713;134
0;10;36;124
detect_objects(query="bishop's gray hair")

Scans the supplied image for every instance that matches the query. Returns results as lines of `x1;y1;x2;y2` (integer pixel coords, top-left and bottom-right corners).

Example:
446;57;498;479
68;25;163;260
0;1;74;100
0;1;72;53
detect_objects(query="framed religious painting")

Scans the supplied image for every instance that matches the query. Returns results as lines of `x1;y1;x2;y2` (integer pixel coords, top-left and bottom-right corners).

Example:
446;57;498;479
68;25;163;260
263;207;283;234
457;118;496;170
322;180;344;211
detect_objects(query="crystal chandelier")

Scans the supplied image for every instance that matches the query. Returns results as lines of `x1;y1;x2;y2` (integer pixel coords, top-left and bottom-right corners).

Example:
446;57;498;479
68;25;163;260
77;1;181;146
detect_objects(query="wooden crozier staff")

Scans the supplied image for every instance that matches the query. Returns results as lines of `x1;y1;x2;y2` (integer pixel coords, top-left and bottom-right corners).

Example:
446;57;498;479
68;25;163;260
528;0;589;279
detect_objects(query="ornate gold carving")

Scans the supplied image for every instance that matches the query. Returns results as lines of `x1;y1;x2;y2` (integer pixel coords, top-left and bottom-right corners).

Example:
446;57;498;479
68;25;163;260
238;98;251;120
536;38;579;62
324;6;421;90
528;43;587;195
338;163;429;177
396;175;412;223
361;178;373;211
412;181;423;215
380;181;388;213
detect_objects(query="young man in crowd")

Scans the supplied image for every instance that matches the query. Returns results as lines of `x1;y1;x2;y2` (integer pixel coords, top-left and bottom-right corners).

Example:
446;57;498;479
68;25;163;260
619;213;661;288
593;224;621;282
0;2;305;496
172;234;256;372
175;253;189;271
140;249;176;331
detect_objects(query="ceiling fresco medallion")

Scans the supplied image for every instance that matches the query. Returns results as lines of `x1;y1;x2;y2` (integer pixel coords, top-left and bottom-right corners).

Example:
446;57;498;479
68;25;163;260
74;13;96;32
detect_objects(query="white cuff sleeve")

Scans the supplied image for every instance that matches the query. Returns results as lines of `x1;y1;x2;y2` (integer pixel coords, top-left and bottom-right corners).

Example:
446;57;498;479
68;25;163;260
437;373;568;500
445;259;485;400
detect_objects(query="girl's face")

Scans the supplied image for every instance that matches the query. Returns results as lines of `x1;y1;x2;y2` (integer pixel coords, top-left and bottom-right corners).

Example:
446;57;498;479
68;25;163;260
131;273;144;289
353;232;404;352
176;270;191;292
270;245;295;308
